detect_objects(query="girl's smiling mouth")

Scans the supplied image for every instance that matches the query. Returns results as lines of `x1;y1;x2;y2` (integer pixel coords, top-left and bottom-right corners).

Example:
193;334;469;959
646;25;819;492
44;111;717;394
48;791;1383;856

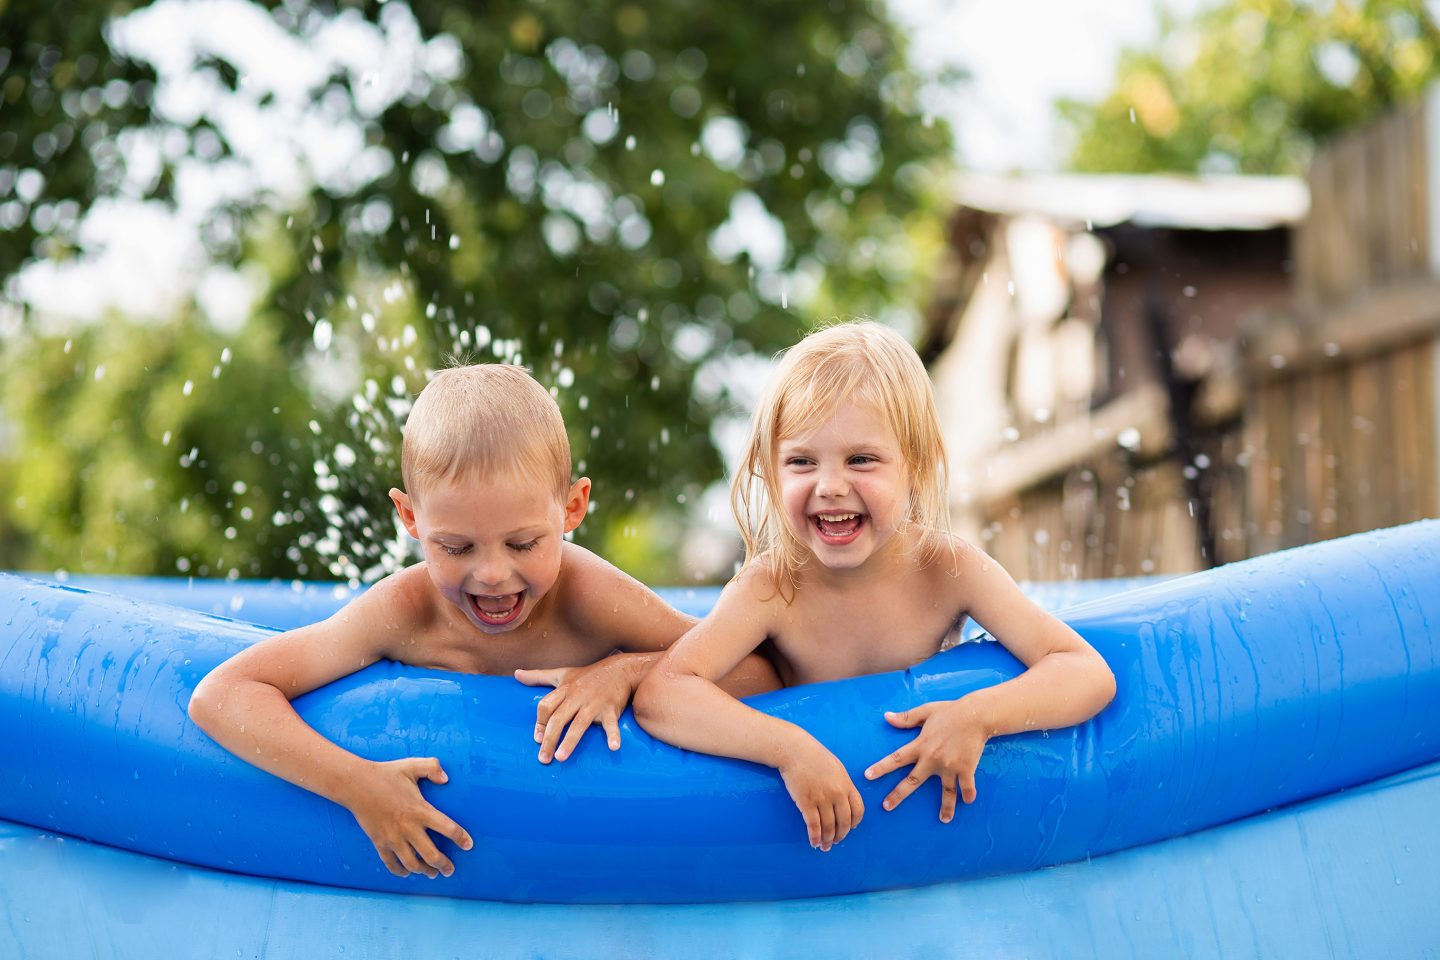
812;512;865;545
469;591;524;626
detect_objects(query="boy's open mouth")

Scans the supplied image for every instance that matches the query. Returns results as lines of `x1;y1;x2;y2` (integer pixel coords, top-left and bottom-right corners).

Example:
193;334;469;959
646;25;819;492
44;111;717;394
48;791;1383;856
812;512;865;545
469;591;524;626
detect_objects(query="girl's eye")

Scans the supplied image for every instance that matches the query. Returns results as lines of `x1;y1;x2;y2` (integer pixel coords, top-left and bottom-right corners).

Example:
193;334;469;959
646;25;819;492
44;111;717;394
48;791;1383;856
509;539;539;553
785;457;814;467
440;544;472;557
849;455;877;466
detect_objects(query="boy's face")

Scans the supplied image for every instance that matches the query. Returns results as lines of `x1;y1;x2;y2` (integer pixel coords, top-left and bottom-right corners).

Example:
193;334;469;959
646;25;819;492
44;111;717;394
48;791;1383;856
391;470;590;635
775;401;911;572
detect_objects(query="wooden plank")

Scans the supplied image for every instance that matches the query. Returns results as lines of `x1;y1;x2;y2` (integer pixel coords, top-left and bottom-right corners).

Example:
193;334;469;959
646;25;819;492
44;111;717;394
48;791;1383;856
1245;278;1440;378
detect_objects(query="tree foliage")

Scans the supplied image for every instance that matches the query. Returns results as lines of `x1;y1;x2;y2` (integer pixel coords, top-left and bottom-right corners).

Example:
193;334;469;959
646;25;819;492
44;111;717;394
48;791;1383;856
0;0;952;582
1061;0;1440;174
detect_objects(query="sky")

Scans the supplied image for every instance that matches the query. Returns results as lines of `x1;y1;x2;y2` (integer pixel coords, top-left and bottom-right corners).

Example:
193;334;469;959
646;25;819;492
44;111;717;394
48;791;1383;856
892;0;1204;172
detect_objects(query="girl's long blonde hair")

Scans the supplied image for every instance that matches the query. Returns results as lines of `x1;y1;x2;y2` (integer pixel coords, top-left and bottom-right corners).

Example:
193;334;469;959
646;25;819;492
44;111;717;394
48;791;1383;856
731;321;953;599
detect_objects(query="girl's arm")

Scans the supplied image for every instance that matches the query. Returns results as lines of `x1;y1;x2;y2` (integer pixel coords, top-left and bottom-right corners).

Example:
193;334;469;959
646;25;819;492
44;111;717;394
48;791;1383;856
188;573;473;877
865;541;1116;820
516;546;780;764
633;569;864;851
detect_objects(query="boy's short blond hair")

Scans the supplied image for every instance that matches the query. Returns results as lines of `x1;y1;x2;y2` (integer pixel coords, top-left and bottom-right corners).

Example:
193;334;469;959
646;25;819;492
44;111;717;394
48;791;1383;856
731;321;952;597
402;364;571;500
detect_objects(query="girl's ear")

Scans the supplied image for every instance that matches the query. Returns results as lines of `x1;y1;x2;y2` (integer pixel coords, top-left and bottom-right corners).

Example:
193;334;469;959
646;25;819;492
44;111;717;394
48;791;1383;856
390;488;420;539
562;477;592;533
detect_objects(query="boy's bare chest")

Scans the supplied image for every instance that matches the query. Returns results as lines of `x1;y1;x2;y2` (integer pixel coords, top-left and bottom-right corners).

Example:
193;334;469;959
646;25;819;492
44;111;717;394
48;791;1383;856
406;608;605;676
768;584;963;684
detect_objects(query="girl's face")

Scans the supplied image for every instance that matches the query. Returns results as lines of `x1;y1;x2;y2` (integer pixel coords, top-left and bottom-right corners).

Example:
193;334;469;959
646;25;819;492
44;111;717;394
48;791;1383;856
775;401;911;573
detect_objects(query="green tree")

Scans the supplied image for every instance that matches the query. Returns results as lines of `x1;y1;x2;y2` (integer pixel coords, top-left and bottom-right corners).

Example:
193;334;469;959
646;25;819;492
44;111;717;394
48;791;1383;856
1061;0;1440;174
0;0;952;582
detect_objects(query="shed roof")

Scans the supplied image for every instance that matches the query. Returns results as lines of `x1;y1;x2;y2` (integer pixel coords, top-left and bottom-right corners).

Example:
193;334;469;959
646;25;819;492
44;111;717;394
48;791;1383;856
954;172;1309;231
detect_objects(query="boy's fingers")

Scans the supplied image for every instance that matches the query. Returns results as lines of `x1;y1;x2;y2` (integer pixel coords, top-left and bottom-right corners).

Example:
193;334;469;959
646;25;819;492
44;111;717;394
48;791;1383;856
514;667;566;688
395;844;431;879
421;758;447;784
849;789;866;829
940;776;958;823
960;771;978;805
414;835;455;878
535;689;565;727
601;713;622;751
539;703;579;762
554;710;594;761
377;847;408;877
431;812;472;852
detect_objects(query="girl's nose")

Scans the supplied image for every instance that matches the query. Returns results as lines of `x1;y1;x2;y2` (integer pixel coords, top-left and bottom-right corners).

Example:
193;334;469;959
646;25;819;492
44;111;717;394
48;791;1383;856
816;466;849;498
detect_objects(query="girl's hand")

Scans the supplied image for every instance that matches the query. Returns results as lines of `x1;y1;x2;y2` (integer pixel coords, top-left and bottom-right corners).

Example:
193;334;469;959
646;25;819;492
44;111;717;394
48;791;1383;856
863;698;989;823
343;757;473;878
777;736;865;851
515;655;648;763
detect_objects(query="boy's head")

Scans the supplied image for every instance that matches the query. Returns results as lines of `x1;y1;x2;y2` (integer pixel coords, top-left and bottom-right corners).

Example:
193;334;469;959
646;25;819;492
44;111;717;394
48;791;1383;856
391;363;589;634
401;363;571;503
732;321;951;583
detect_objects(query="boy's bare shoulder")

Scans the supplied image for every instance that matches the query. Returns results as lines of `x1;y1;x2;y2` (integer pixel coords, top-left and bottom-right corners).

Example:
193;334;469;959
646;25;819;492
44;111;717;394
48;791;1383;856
331;564;449;657
551;542;693;652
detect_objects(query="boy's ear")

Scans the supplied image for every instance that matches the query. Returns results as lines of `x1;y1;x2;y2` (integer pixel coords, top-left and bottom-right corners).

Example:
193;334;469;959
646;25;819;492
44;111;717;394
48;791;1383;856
562;477;591;533
390;487;420;539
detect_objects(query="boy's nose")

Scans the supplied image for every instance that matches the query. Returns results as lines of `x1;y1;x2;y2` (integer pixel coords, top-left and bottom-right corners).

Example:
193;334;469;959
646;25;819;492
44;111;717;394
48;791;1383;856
472;555;511;587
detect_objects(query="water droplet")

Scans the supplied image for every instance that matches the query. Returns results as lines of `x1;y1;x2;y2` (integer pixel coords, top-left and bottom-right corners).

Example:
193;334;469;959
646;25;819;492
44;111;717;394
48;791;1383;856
650;169;665;186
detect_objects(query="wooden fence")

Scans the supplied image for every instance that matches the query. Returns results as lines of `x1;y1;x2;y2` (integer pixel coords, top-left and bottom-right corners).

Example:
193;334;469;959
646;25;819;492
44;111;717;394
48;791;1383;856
954;90;1440;580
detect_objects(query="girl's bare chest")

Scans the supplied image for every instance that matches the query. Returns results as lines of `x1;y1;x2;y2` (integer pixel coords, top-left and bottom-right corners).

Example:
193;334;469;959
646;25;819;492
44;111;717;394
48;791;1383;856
770;594;963;683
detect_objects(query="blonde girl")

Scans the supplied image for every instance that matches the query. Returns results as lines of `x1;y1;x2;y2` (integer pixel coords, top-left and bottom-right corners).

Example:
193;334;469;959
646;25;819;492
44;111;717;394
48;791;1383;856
634;321;1115;851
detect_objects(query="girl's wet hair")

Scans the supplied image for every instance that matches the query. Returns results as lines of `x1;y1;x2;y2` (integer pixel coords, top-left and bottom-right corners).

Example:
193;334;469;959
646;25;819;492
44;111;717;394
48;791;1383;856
731;320;953;599
402;363;571;502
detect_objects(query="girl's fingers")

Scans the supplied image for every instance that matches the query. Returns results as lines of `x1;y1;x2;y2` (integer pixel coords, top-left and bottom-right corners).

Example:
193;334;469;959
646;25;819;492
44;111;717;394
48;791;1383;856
960;768;978;805
833;798;854;844
939;775;958;823
882;764;933;812
864;743;919;781
849;789;866;830
801;805;822;849
818;802;837;851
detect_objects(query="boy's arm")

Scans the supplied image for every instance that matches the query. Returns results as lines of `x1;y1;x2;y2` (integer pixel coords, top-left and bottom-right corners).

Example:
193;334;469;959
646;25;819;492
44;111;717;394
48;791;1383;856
632;570;863;851
515;547;780;763
188;575;473;878
864;541;1116;820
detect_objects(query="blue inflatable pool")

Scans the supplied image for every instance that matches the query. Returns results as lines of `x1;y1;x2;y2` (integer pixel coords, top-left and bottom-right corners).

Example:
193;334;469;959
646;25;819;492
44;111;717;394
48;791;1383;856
2;522;1438;953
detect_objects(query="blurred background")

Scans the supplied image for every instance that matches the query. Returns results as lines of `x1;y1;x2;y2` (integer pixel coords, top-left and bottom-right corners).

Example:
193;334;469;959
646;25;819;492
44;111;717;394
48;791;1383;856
2;0;1437;587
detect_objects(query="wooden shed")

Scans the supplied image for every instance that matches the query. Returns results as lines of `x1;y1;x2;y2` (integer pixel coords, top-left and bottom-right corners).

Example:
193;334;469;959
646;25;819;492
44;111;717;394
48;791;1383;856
926;109;1440;580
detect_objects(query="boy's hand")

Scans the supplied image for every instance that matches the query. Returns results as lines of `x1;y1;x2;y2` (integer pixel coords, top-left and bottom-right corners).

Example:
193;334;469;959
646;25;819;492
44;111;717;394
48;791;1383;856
344;757;473;878
515;655;648;763
863;698;989;823
776;736;864;851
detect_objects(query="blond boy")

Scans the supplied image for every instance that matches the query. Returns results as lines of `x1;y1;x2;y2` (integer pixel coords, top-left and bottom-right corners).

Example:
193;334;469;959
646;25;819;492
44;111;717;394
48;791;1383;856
190;364;775;879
